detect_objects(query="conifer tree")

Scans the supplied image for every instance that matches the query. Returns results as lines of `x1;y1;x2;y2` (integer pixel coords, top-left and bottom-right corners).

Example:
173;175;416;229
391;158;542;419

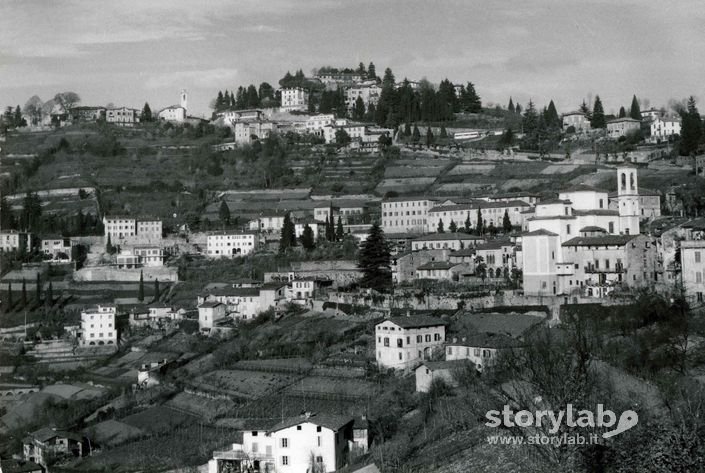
6;282;12;311
300;224;315;250
336;216;344;241
503;209;512;234
140;102;152;122
508;97;515;114
219;201;231;227
21;278;26;308
138;271;144;302
464;214;471;233
154;279;160;302
358;223;391;289
680;96;703;156
437;220;445;233
426;127;434;147
619;106;627;118
440;124;448;139
449;219;458;233
45;282;53;309
404;122;411;137
629;95;642;120
280;213;296;250
476;208;484;235
36;273;41;302
591;95;606;129
412;125;420;143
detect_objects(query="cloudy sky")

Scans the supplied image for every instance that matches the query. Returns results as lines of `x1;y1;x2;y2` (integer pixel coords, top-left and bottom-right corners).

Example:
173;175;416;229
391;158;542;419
1;0;704;118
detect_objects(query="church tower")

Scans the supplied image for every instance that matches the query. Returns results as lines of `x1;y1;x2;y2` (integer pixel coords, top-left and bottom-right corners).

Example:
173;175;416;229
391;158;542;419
616;166;640;234
180;89;188;111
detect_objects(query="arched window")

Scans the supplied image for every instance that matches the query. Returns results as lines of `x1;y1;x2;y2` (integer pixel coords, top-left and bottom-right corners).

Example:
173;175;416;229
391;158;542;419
630;172;635;190
621;173;627;191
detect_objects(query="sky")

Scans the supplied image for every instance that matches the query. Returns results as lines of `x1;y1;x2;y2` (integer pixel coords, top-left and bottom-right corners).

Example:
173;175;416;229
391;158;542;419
1;0;704;118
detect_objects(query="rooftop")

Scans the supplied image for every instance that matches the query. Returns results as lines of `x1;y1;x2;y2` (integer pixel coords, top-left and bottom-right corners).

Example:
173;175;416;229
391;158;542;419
561;184;607;193
0;459;45;473
417;261;459;271
475;240;513;251
522;229;559;237
573;209;620;216
269;413;354;433
428;200;530;213
379;314;448;329
562;235;639;247
579;226;607;233
447;332;520;349
459;312;546;338
419;360;472;371
413;232;483;241
198;301;224;308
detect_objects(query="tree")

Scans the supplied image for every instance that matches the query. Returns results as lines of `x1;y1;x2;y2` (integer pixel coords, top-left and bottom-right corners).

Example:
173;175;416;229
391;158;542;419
579;99;591;121
476;208;484;235
590;95;606;129
23;95;44;126
412;125;421;144
461;82;482;112
138;270;144;302
21;278;27;308
0;196;15;230
475;256;487;281
280;213;296;251
522;100;539;136
218;201;231;227
502;209;512;234
36;273;41;302
6;282;12;312
367;62;377;81
464;214;471;233
437;219;445;233
336;215;344;241
630;95;642;120
106;234;114;255
140;102;152;122
440;124;448;139
508;97;515;114
300;224;315;250
353;96;365;120
449;219;458;233
425;127;434;147
53;92;80;114
619;106;627;118
358;223;391;290
335;128;351;147
545;100;560;128
45;282;53;309
153;279;160;302
680;96;703;156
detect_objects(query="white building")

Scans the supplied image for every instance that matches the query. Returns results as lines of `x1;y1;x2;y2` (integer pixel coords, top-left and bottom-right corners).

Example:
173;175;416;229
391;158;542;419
649;117;681;144
198;301;226;330
208;413;354;473
133;245;165;267
562;112;591;132
0;230;32;253
80;305;117;346
414;360;468;393
606;117;641;139
41;237;76;261
411;233;484;251
306;114;335;135
345;84;381;111
375;315;447;370
640;108;660;121
206;232;257;258
233;120;276;144
158;89;188;122
680;240;705;303
427;200;530;234
103;216;162;247
280;87;308;112
381;197;437;234
105;107;139;125
248;214;287;233
444;333;518;371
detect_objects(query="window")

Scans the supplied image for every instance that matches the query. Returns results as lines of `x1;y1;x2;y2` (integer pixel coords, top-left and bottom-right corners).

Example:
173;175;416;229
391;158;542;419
317;426;322;432
398;352;403;360
252;442;258;453
282;456;289;465
697;252;702;263
434;333;441;341
281;438;288;448
406;336;410;344
318;436;321;447
383;337;389;347
474;348;480;356
297;425;302;430
697;272;702;283
397;339;403;348
447;347;453;355
566;224;571;235
425;334;431;342
316;456;323;463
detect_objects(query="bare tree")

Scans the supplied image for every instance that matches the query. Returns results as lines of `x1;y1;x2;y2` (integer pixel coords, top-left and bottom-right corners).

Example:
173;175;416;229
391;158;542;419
23;95;44;125
54;91;81;113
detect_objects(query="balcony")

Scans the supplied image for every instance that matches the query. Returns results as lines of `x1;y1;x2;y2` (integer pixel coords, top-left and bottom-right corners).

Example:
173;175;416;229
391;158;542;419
584;264;624;274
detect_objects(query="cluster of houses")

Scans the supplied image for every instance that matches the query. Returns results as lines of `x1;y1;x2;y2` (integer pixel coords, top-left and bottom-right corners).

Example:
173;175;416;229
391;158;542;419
562;107;682;144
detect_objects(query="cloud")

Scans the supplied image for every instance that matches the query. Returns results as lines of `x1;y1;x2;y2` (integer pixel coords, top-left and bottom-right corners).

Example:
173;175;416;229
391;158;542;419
144;68;240;89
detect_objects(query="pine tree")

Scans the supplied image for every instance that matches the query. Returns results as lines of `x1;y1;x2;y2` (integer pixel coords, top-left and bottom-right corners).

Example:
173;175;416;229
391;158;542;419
619;106;627;118
449;219;458;233
629;95;641;120
358;223;391;289
138;271;144;302
412;125;420;143
591;95;606;129
440;125;448;139
219;201;230;227
280;213;296;250
462;82;482;112
404;122;411;137
680;96;703;156
21;278;27;307
154;279;160;302
546;100;560;128
476;208;484;235
300;224;315;250
367;62;377;81
336;216;344;241
522;100;539;135
515;103;522;115
36;273;41;302
508;97;515;114
503;209;512;234
579;100;592;121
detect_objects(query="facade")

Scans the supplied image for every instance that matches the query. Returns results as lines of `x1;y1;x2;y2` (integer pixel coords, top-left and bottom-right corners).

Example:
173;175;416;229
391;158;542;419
640;108;660;121
209;413;354;473
132;245;165;266
648;117;681;143
345;84;381;111
105;107;139;125
80;305;117;346
280;87;308;112
562;112;591;132
1;459;44;473
427;200;530;234
206;232;257;258
391;249;448;284
41;237;76;261
381;197;437;234
608;188;661;219
306;114;335;134
198;301;226;330
0;230;32;253
445;333;519;370
233;120;276;144
249;214;286;233
411;233;484;251
158;89;188;122
606;118;641;139
415;261;467;281
71;106;106;122
103;216;162;247
375;316;447;370
23;427;85;468
680;240;705;302
116;251;141;269
474;240;515;278
415;360;468;392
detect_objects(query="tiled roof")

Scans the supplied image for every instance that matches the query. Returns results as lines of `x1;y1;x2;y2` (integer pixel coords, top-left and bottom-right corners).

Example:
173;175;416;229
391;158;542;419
561;184;607;193
579;226;607;232
429;200;530;213
270;413;354;432
447;332;520;349
475;240;513;251
562;235;639;247
382;196;438;203
607;187;661;197
522;229;558;237
538;199;571;205
573;209;619;216
460;312;546;338
198;301;224;308
201;287;261;297
379;315;448;329
417;261;459;271
413;232;483;241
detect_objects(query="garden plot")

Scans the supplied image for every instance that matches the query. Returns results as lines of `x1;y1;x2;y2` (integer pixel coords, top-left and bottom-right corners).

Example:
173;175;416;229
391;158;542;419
165;391;236;421
283;376;380;399
540;164;580;174
193;369;301;399
447;163;496;175
84;419;146;447
121;405;198;433
233;358;313;373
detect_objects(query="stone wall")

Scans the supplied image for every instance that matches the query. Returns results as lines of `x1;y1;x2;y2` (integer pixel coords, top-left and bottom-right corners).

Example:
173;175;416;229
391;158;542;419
73;266;178;282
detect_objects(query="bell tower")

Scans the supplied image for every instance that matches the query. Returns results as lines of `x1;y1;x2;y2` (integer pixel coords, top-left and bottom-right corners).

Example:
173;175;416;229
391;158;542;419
180;89;187;111
617;166;640;234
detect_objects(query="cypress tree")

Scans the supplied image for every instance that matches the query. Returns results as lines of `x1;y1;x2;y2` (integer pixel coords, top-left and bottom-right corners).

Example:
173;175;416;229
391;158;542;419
154;279;160;302
464;214;471;233
6;282;12;311
619;106;627;118
629;95;641;120
219;201;230;227
138;271;144;302
503;209;512;234
437;220;445;233
357;223;391;289
591;95;606;129
336;216;344;241
440;125;448;139
404;122;411;137
36;273;41;301
412;125;420;143
45;282;53;309
476;208;484;235
300;224;315;250
426;127;434;147
546;100;560;128
449;219;458;233
508;97;515;114
680;96;703;156
21;278;27;308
